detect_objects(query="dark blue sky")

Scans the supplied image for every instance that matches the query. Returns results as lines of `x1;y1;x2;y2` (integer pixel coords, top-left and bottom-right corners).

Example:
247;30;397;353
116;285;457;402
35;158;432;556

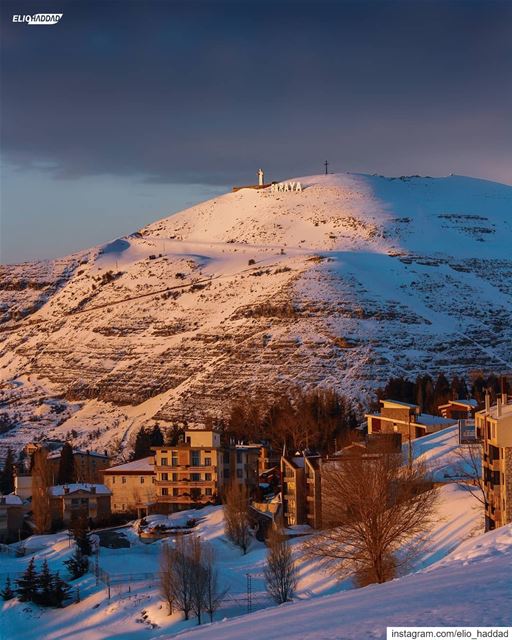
1;0;511;263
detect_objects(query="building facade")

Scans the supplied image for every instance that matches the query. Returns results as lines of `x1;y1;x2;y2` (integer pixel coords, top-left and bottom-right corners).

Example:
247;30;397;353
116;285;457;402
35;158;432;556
153;430;259;512
476;395;512;530
102;456;156;516
47;448;111;484
0;495;24;543
49;483;112;526
366;399;454;441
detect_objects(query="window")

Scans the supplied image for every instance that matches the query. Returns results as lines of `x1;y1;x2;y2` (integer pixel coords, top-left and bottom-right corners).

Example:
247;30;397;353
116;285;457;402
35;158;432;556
112;477;116;484
204;457;211;466
205;473;212;481
161;458;168;466
236;468;243;478
171;452;178;467
224;469;230;479
161;473;168;481
140;477;145;484
236;452;242;464
161;488;168;496
191;488;200;499
205;488;212;496
191;473;200;482
223;451;230;464
122;477;126;484
191;451;200;467
172;473;178;481
173;488;179;496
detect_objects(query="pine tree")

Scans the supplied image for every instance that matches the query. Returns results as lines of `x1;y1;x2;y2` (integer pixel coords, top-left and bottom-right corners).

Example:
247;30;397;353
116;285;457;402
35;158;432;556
0;448;15;495
149;424;164;447
36;559;53;605
0;576;15;601
132;427;151;460
57;442;75;485
64;548;89;580
70;513;93;556
16;557;38;602
50;572;71;607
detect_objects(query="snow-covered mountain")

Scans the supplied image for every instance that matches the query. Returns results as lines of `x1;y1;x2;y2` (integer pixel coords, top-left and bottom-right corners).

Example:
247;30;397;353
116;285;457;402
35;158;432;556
1;173;511;457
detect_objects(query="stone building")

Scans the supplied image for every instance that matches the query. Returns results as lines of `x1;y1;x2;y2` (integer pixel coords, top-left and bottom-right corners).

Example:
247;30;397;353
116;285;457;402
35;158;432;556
476;394;512;530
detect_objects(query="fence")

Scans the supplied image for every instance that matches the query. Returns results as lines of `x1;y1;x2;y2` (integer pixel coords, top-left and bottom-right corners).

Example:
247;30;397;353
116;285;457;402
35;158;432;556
95;567;273;614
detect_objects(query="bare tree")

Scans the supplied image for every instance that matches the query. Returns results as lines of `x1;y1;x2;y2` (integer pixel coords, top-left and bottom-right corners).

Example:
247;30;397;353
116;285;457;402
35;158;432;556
203;544;228;622
264;524;298;604
223;483;251;554
189;536;208;625
160;541;176;615
453;443;485;506
168;536;194;620
304;453;438;585
32;448;53;534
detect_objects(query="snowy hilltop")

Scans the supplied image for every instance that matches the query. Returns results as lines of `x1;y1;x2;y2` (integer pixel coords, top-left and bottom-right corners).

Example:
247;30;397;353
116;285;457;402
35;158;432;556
1;173;511;456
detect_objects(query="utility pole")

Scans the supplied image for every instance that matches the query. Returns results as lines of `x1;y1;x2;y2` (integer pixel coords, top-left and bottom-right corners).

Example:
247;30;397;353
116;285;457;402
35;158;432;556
324;160;329;175
246;573;252;613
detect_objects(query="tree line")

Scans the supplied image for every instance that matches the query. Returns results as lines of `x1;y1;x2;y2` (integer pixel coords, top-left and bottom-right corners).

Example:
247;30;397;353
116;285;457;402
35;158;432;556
223;388;359;455
374;372;507;415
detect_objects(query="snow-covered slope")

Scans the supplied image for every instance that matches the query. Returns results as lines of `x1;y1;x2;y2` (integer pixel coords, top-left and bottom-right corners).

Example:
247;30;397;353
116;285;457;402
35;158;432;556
1;173;511;456
0;482;492;639
178;524;512;640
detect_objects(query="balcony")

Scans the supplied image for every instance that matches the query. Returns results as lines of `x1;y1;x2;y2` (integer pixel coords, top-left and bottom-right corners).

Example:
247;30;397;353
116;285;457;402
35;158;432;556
155;464;216;473
156;480;216;487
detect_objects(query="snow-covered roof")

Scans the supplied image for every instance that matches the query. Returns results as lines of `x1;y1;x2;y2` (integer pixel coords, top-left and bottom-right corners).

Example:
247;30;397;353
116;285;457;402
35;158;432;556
0;494;23;506
439;399;478;408
50;483;111;496
47;447;109;460
103;456;154;474
381;399;419;409
416;414;456;427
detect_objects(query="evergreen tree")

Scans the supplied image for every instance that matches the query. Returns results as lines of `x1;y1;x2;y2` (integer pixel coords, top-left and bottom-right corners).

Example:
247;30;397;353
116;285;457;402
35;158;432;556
64;548;89;580
132;427;151;460
0;576;14;601
50;572;71;607
434;373;451;409
16;557;38;602
70;513;93;556
149;424;164;447
36;559;53;605
57;442;75;485
166;424;185;446
0;447;15;495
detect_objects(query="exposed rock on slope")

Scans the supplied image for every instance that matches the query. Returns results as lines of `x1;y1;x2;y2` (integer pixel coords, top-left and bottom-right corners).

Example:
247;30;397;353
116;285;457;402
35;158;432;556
1;173;511;456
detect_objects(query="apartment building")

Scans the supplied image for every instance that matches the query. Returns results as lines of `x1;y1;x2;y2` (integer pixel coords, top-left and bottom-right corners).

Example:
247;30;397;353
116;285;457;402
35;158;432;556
153;430;259;512
476;394;512;530
47;448;111;483
281;435;402;529
102;456;156;516
49;483;112;527
366;399;454;441
281;454;322;528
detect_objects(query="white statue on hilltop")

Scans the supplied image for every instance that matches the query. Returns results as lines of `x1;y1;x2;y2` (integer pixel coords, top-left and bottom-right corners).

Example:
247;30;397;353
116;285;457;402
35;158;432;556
258;168;264;186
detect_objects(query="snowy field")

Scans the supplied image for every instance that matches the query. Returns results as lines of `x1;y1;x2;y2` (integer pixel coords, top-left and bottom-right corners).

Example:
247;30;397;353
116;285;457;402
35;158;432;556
0;424;497;640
